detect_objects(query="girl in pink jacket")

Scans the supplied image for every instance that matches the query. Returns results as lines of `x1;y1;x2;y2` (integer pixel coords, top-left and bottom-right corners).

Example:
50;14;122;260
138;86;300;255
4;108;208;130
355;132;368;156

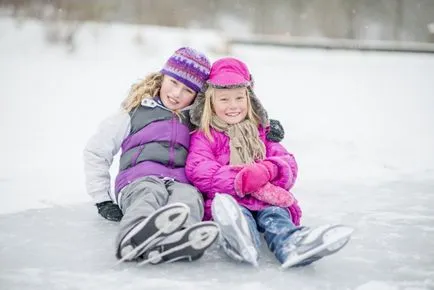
186;57;353;269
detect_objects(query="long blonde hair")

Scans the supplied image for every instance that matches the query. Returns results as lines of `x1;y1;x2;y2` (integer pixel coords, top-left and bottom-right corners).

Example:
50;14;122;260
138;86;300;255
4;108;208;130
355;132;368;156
121;73;163;112
199;87;262;139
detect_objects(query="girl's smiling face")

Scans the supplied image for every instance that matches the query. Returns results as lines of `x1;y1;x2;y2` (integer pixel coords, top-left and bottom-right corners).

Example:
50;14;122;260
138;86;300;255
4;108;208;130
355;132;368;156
160;75;196;110
212;87;248;124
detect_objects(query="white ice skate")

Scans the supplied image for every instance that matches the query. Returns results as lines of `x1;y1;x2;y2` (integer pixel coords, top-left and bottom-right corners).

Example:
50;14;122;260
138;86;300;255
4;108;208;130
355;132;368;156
281;224;354;269
117;203;189;263
212;193;259;267
138;221;219;265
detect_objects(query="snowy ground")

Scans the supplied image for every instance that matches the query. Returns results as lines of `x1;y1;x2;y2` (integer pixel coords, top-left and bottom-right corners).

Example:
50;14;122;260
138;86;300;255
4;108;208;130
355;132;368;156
1;17;434;290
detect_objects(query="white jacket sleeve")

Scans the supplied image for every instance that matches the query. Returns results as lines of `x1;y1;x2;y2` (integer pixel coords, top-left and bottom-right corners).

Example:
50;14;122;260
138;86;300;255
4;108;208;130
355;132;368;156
83;111;131;204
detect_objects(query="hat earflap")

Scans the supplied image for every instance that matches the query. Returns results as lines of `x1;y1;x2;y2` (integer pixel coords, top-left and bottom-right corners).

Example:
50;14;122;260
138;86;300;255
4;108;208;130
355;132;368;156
247;86;269;126
189;91;206;128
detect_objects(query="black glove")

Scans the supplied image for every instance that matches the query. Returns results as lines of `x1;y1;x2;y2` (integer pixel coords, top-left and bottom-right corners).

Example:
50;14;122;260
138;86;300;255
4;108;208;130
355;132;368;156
266;119;285;142
96;201;123;222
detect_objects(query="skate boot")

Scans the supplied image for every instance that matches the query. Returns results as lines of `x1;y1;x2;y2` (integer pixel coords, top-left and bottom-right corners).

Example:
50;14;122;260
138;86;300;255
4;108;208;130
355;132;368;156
139;221;219;265
281;224;354;269
117;203;189;263
212;194;259;266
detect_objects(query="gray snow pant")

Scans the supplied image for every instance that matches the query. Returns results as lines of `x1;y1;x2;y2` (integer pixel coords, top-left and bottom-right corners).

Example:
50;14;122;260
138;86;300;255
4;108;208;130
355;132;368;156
115;176;204;249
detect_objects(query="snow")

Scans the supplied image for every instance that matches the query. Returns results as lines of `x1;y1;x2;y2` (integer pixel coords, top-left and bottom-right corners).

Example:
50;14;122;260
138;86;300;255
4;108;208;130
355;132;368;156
1;17;434;290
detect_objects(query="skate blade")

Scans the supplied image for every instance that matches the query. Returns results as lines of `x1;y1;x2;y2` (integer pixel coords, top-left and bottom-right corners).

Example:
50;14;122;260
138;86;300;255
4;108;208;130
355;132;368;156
212;194;258;267
138;222;219;266
115;203;189;265
281;225;354;269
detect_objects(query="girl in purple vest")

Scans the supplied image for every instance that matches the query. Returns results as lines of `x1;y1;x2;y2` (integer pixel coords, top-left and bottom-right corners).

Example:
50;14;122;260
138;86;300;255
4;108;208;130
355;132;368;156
84;47;219;264
186;57;353;269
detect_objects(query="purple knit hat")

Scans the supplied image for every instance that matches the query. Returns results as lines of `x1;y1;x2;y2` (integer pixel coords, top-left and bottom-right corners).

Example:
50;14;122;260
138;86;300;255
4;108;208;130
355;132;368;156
160;47;211;93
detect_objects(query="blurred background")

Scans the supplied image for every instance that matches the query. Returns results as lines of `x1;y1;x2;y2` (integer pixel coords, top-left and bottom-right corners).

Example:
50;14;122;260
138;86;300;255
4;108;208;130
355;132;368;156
2;0;434;51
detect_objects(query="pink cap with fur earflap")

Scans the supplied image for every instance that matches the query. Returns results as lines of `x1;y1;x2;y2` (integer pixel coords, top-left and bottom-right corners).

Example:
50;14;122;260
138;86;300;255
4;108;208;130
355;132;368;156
207;57;251;87
189;56;268;127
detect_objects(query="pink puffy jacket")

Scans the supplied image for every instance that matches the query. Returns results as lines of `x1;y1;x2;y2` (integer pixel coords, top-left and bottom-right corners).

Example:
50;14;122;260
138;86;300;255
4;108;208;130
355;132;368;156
185;126;302;225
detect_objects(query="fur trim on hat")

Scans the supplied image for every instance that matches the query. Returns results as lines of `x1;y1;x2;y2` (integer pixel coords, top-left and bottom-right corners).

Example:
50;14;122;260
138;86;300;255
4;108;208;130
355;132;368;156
190;91;205;128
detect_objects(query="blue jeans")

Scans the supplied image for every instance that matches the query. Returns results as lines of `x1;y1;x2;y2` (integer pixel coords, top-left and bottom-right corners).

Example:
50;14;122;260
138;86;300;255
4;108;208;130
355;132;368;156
241;206;300;264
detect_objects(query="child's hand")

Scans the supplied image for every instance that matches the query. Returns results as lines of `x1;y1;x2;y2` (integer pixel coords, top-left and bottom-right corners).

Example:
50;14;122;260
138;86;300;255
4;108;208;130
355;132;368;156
251;182;294;207
234;163;271;196
96;201;123;222
260;160;279;180
266;119;285;142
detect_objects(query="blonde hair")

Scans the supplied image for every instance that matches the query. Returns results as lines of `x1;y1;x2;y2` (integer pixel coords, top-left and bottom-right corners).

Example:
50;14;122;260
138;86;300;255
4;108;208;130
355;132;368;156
121;73;163;112
199;87;262;140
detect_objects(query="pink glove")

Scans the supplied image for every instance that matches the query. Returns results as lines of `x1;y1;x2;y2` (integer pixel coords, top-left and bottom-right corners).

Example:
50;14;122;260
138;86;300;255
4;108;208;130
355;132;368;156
234;163;271;197
251;182;294;207
260;160;279;181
